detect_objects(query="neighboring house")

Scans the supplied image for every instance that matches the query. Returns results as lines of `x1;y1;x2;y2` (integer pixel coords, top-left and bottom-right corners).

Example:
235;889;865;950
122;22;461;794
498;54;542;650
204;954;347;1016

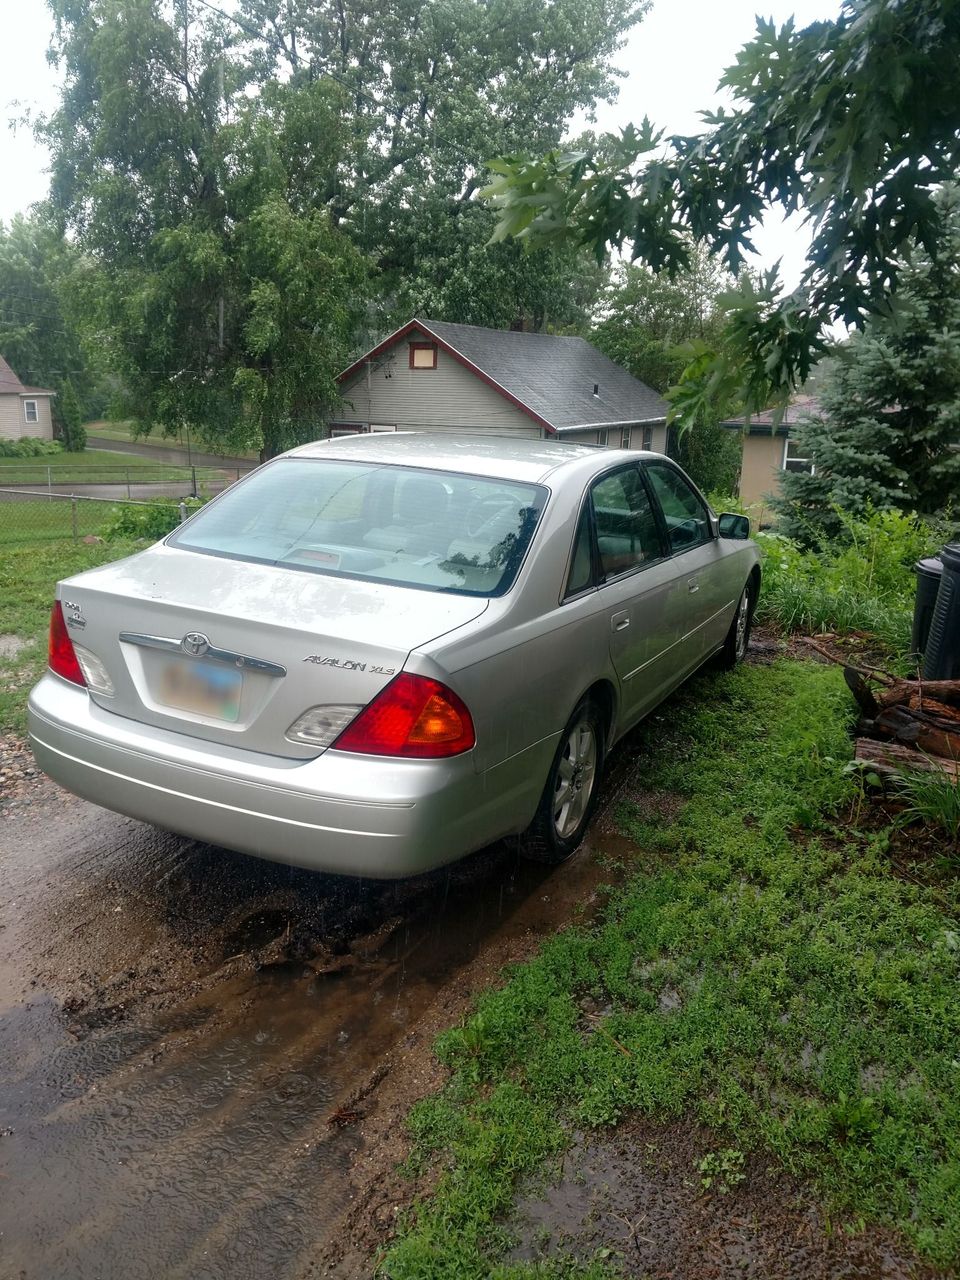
0;355;56;441
721;395;819;519
335;318;669;451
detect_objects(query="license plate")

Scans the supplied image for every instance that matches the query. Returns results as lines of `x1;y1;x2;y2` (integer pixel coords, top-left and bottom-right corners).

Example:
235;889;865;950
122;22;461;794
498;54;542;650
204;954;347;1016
156;657;243;722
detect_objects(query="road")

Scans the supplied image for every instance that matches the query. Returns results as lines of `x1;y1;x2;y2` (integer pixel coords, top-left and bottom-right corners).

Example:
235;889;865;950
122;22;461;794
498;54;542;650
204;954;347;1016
0;750;642;1279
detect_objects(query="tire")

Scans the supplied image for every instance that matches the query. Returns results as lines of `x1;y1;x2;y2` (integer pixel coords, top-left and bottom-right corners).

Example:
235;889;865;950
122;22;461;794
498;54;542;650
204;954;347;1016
716;580;754;670
517;697;605;864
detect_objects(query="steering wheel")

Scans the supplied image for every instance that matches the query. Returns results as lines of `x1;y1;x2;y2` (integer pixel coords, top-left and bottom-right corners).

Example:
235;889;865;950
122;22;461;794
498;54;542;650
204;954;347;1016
465;493;519;539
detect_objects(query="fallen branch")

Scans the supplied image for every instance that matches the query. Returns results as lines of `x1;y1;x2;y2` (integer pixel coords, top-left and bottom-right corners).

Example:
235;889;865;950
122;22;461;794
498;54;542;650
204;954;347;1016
855;739;960;780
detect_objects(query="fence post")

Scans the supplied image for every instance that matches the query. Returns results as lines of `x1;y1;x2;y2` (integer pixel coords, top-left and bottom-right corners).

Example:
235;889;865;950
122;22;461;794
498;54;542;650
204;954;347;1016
126;469;131;499
192;465;197;498
178;501;188;524
47;466;52;493
71;496;78;542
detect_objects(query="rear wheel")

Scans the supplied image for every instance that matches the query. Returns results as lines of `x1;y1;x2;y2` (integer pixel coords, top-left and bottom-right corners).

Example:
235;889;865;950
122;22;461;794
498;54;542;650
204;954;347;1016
716;581;754;670
517;697;605;864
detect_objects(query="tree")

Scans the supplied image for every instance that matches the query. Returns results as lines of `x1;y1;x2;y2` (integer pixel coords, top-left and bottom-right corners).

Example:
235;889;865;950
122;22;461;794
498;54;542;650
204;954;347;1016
233;0;647;330
58;379;87;451
483;0;960;420
592;249;740;492
774;187;960;545
42;0;651;451
0;215;91;408
45;3;368;457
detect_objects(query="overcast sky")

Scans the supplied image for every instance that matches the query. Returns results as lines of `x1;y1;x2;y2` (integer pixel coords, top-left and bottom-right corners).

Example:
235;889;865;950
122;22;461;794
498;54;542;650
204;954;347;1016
1;0;839;285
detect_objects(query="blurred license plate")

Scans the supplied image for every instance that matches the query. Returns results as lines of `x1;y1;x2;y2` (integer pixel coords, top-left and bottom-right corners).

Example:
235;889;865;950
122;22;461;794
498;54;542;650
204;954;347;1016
157;657;242;722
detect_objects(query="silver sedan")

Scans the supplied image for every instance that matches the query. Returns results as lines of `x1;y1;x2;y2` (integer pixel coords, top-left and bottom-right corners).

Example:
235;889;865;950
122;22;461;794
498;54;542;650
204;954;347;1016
28;434;759;877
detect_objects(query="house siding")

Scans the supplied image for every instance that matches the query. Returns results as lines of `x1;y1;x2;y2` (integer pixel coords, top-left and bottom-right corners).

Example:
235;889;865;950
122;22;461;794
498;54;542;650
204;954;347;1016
337;329;543;437
738;433;785;519
0;394;54;442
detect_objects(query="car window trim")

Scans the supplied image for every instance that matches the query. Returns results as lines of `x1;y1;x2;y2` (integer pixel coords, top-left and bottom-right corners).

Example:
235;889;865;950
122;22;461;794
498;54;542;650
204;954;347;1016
641;459;714;558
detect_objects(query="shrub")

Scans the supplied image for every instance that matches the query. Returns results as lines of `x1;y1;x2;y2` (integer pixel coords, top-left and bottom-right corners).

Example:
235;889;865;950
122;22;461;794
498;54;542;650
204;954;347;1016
755;508;939;653
100;496;205;541
0;437;64;458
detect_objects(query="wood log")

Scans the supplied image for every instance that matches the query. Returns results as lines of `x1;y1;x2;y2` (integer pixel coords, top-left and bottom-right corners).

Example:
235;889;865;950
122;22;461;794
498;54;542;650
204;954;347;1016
855;738;960;779
873;705;960;760
905;693;960;724
877;679;960;710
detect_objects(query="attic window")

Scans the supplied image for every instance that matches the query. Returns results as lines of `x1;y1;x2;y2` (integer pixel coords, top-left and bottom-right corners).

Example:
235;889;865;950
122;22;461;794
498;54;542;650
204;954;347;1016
409;342;438;370
592;383;600;397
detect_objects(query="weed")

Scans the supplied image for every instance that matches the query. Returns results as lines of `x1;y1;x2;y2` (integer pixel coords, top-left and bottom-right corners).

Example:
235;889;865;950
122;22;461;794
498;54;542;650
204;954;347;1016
894;768;960;856
698;1147;746;1193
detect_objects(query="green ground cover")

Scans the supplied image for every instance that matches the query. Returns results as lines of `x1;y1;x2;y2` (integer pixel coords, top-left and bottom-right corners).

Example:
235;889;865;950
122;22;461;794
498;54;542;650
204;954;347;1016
0;539;139;734
384;662;960;1277
0;447;227;488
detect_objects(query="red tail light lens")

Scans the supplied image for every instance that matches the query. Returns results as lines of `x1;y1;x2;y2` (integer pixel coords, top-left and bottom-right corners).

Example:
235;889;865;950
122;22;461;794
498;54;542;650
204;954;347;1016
332;673;475;758
49;601;86;687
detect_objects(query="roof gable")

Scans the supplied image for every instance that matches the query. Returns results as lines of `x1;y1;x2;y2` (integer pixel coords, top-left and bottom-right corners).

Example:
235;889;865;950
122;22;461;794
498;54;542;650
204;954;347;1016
338;319;668;433
0;354;55;397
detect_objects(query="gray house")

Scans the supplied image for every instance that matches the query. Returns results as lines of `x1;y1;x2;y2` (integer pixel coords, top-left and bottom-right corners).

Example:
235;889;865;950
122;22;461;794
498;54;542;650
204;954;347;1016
0;355;56;441
334;319;669;451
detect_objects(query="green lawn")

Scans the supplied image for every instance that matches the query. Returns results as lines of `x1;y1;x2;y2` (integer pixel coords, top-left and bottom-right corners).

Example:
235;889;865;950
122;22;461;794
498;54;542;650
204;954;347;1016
0;447;238;491
0;447;139;473
86;419;261;461
385;662;960;1276
0;538;139;735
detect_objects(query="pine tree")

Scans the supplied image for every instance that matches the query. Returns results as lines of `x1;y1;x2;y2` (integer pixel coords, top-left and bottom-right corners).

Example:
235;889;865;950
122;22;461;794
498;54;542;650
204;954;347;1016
775;187;960;546
58;379;86;453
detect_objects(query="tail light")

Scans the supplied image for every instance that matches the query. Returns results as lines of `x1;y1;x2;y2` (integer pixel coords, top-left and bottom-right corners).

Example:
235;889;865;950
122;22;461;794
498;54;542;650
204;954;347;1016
332;672;475;758
48;601;86;687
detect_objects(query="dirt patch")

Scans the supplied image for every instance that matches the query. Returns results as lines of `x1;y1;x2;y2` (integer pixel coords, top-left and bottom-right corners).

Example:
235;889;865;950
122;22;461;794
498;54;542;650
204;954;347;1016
0;634;28;660
0;733;44;816
504;1117;941;1279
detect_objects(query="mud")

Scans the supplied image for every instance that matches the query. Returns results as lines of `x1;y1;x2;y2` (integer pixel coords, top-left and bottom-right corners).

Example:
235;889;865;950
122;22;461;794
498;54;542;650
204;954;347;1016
0;761;631;1280
507;1118;941;1279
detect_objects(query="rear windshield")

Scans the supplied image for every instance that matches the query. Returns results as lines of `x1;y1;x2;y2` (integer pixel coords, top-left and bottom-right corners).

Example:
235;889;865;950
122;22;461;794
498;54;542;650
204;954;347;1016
168;458;548;597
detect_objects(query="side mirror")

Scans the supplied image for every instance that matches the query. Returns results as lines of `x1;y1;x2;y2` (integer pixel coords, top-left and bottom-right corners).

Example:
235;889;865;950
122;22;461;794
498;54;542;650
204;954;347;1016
718;512;750;540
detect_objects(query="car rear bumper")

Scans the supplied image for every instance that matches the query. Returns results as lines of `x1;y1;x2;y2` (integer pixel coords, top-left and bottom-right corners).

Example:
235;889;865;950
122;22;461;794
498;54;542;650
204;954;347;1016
28;674;546;878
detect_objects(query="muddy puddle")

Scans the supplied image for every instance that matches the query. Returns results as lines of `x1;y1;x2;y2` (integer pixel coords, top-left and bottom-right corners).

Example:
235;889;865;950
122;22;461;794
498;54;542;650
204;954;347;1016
0;742;645;1279
508;1119;939;1280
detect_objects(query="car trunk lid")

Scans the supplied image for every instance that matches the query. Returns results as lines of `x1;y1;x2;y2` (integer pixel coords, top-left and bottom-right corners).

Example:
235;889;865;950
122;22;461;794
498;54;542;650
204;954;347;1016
59;546;488;757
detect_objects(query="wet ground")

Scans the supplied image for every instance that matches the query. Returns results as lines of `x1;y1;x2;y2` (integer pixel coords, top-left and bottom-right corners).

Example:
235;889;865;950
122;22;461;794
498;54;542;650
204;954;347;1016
0;641;939;1278
508;1119;939;1279
0;741;643;1280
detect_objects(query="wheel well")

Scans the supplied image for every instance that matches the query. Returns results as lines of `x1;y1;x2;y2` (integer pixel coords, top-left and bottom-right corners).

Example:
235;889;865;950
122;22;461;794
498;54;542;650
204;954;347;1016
582;679;617;751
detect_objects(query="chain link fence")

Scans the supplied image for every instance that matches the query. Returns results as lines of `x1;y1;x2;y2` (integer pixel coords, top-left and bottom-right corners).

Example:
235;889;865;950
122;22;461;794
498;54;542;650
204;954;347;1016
0;489;201;546
0;461;257;547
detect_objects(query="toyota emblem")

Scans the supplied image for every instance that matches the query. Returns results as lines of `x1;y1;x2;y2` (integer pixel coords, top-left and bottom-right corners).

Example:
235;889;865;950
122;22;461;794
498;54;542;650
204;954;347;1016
181;632;210;657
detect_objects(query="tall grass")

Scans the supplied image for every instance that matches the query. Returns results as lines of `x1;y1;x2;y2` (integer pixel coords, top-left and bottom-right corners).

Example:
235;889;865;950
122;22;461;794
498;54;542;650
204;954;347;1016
753;509;940;653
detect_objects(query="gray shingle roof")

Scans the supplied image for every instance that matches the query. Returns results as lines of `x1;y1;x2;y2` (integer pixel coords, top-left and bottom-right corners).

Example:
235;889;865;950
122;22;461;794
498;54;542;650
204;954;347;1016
419;319;668;431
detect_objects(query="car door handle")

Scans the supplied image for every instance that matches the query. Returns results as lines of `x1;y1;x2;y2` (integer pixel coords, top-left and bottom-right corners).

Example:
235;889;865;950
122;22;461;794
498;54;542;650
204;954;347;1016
611;610;630;632
687;578;700;593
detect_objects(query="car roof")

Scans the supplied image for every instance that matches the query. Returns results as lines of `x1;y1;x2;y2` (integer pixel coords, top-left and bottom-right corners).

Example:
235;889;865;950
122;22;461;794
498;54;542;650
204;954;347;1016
286;431;621;484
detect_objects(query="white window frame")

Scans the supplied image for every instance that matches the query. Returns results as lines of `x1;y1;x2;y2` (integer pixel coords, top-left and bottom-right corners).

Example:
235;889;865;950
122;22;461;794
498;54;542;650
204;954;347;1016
23;399;38;424
642;426;653;450
620;426;632;449
782;437;815;474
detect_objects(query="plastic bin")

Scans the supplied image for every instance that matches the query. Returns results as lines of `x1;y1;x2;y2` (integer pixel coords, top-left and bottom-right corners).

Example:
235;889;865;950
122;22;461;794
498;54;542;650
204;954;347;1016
912;556;943;659
923;544;960;679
